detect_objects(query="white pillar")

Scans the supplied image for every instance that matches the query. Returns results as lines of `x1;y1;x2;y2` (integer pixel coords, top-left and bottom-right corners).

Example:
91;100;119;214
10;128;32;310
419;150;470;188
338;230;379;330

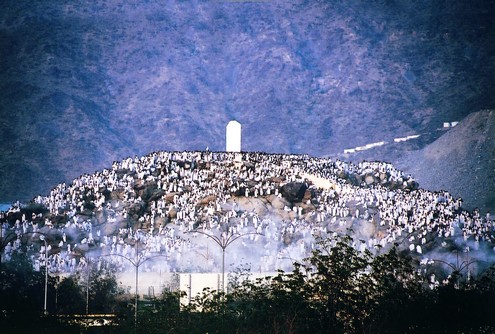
226;120;241;152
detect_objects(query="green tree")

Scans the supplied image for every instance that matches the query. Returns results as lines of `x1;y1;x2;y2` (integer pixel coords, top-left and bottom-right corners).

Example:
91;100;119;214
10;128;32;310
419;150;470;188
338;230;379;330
88;261;125;314
306;234;374;334
0;252;70;332
367;246;427;334
0;252;46;317
56;275;85;314
117;289;184;334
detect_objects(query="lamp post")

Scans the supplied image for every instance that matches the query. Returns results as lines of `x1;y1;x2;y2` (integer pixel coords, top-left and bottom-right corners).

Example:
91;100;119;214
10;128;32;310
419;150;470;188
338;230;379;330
188;227;262;334
85;257;91;315
23;231;50;315
39;234;48;315
103;232;166;327
427;247;480;287
188;228;261;294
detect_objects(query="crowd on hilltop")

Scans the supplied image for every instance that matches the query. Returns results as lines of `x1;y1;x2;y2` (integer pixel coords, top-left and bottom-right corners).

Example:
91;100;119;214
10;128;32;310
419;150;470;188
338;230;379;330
1;151;494;277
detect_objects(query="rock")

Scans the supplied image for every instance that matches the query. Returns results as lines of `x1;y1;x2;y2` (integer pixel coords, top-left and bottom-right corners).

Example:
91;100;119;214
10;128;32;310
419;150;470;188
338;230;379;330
280;182;308;203
168;207;177;219
303;189;313;202
197;195;216;206
148;189;166;202
134;180;146;191
165;193;176;203
267;195;291;211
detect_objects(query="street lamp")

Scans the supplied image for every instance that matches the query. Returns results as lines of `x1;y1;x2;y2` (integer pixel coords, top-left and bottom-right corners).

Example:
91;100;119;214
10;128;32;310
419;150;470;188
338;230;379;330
188;227;262;334
103;233;166;327
426;247;481;287
22;231;50;315
188;228;262;294
85;257;91;315
39;234;49;315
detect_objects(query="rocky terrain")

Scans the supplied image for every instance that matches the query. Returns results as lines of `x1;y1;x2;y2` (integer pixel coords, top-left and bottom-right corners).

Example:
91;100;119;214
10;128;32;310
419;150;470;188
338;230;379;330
396;109;495;213
0;0;494;204
346;109;495;214
1;151;494;278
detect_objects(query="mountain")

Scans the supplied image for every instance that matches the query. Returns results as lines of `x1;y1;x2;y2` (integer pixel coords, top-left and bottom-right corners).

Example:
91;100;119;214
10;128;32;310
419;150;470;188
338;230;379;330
396;109;495;213
0;0;494;203
338;110;495;214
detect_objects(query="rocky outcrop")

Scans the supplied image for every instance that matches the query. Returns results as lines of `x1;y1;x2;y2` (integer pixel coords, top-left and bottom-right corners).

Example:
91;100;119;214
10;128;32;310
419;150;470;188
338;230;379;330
280;182;309;203
397;110;495;213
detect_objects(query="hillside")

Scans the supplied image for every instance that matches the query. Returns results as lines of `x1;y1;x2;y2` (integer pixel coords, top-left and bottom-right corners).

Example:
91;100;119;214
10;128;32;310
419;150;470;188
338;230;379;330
396;109;495;213
1;151;494;280
342;110;495;214
1;0;494;202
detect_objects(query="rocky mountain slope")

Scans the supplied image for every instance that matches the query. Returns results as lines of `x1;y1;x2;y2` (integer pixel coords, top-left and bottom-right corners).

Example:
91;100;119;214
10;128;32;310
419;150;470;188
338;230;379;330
0;0;494;203
342;109;495;214
396;109;495;213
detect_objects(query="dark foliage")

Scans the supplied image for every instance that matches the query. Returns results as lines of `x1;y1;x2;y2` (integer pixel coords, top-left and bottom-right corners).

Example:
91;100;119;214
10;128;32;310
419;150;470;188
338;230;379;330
0;255;126;333
172;234;495;334
4;234;495;333
56;275;85;314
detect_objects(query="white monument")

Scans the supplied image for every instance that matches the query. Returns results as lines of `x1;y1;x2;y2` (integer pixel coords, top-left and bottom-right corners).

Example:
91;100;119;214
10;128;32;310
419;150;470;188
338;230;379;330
226;120;241;152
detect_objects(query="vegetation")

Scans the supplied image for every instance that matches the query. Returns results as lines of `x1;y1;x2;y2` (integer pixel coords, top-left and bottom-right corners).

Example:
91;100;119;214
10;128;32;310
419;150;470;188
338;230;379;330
0;254;125;333
3;233;495;333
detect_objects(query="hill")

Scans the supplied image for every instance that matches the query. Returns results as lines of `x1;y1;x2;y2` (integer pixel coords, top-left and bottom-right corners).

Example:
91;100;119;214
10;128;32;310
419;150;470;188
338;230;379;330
396;109;495;213
0;0;494;202
341;109;495;214
1;151;494;280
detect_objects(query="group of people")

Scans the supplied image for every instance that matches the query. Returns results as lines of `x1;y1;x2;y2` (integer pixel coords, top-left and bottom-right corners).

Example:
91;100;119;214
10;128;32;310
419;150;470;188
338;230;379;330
1;151;493;278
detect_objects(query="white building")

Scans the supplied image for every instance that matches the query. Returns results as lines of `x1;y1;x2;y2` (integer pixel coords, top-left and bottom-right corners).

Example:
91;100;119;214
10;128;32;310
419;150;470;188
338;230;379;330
179;272;277;307
226;120;242;152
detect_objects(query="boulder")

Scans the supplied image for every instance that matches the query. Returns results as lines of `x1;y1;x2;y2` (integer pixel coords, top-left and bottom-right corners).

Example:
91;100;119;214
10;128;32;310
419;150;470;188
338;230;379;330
280;182;308;203
303;189;313;202
168;207;177;219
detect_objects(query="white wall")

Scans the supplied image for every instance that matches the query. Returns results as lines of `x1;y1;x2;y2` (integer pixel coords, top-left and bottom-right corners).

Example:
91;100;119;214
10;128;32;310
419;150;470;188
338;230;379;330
179;272;277;307
117;271;177;298
180;273;222;306
116;269;278;306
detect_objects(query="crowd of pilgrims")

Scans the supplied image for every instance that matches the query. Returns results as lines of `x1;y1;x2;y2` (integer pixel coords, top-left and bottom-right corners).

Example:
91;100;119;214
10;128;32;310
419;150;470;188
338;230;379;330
1;151;494;277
